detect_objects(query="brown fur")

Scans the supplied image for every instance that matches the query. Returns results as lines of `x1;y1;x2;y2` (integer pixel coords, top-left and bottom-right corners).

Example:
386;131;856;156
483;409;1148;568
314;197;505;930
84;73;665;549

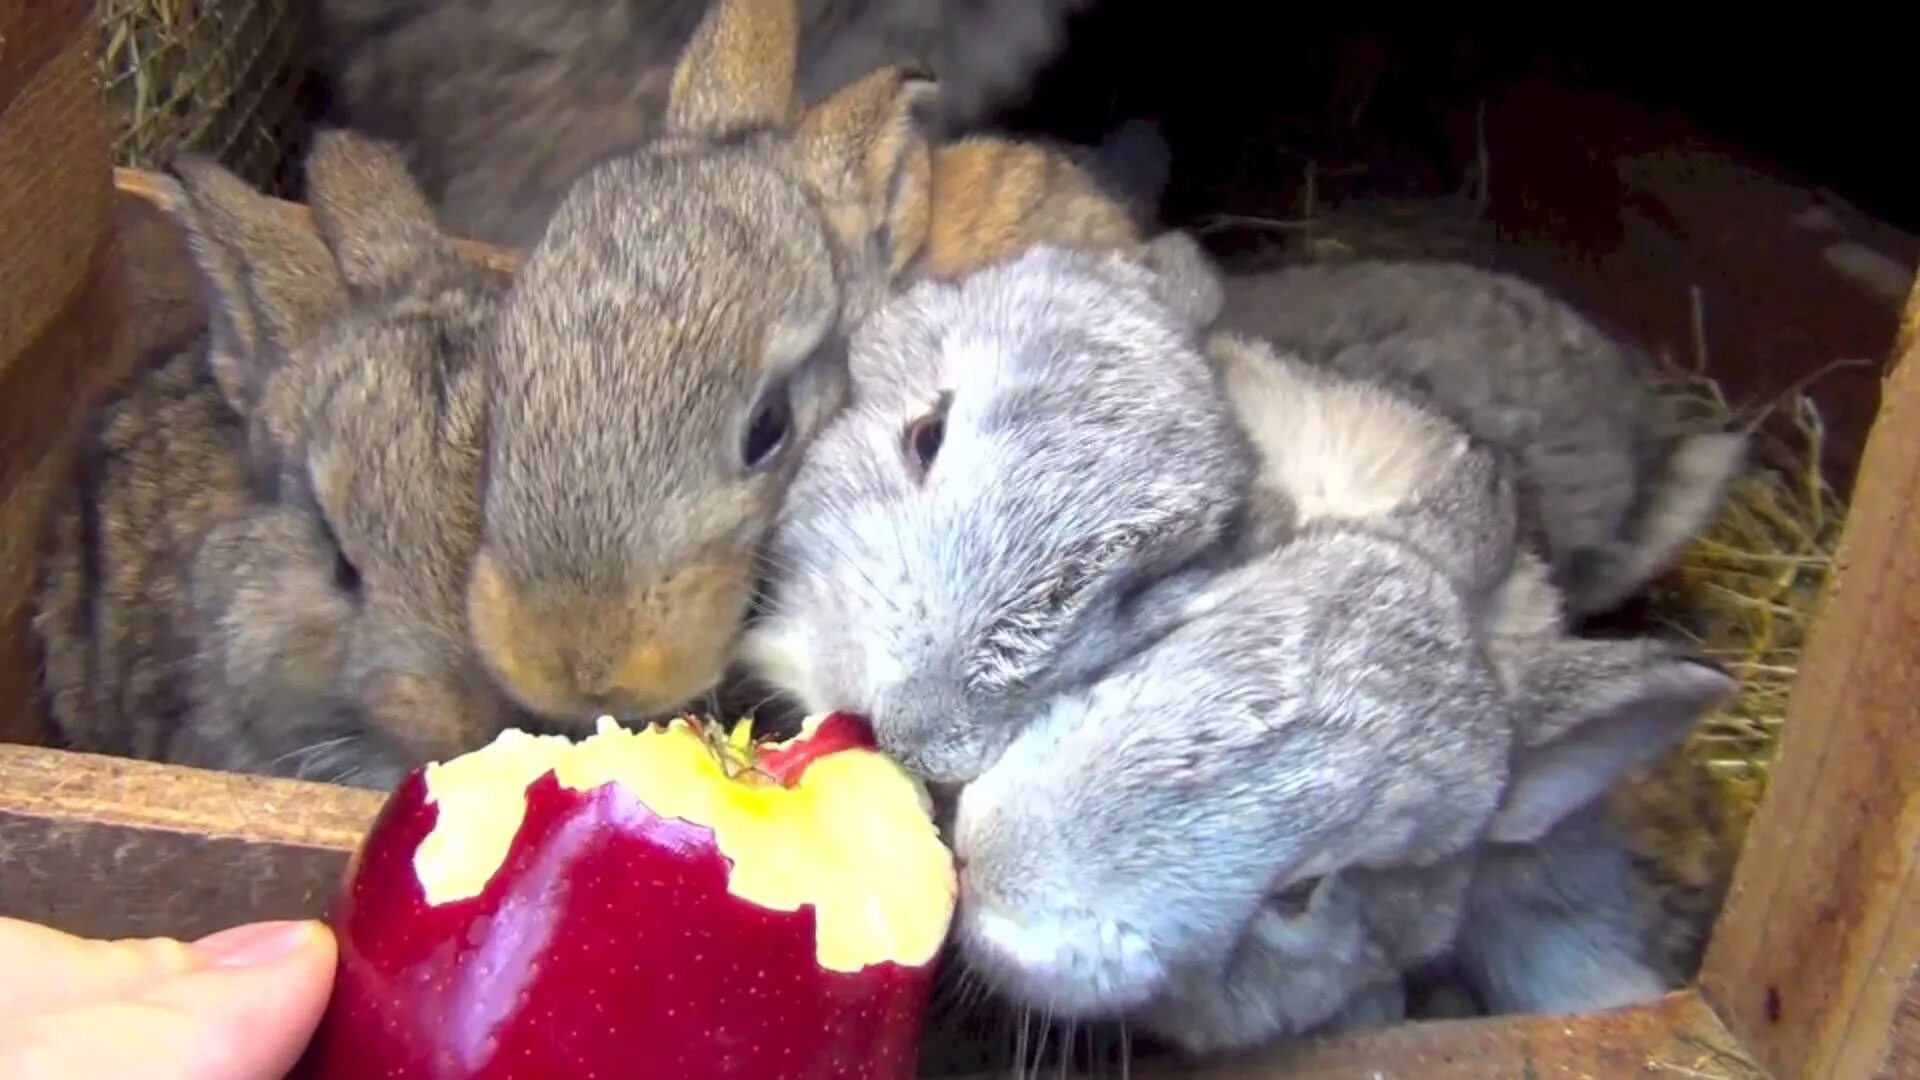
466;0;1145;724
33;132;523;789
1606;751;1743;979
920;136;1146;279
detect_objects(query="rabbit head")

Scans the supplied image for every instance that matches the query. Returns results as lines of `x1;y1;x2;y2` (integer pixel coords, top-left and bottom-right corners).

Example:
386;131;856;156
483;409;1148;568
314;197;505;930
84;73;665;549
947;524;1513;1045
742;243;1257;782
465;0;944;723
164;131;516;787
949;524;1734;1055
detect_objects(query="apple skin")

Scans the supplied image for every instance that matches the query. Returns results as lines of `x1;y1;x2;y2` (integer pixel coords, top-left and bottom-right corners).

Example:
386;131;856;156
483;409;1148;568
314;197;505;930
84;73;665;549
304;732;937;1079
757;712;877;784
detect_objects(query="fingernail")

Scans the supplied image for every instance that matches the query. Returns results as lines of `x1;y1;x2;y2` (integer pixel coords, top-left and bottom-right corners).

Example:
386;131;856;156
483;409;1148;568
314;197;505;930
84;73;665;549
192;920;318;968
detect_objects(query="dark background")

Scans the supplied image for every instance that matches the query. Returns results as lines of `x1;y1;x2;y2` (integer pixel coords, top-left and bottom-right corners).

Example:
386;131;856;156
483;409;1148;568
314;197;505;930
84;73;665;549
990;8;1906;232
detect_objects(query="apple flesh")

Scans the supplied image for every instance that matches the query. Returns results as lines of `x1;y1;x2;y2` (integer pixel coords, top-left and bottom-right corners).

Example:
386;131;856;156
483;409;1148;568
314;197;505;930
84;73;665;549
303;712;957;1080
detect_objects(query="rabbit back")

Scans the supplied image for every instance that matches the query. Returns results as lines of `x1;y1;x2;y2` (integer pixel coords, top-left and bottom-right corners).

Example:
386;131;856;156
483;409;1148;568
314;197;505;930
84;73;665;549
1216;259;1745;618
33;338;252;760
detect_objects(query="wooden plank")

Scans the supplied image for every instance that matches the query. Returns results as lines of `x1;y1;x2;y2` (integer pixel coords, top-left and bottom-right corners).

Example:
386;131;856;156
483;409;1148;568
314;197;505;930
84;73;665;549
0;0;123;747
941;992;1760;1080
0;743;380;941
1696;276;1920;1078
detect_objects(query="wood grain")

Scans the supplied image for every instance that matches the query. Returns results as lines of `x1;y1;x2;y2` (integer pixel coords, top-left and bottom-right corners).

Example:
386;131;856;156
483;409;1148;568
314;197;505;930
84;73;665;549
0;743;380;941
1697;275;1920;1078
942;992;1760;1080
0;0;123;746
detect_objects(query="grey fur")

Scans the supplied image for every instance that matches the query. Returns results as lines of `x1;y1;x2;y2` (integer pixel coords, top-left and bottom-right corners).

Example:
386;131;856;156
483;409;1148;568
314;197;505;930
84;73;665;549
953;535;1733;1055
952;523;1513;1048
317;0;1095;247
741;244;1257;782
32;131;520;789
737;244;1740;1053
1215;259;1750;618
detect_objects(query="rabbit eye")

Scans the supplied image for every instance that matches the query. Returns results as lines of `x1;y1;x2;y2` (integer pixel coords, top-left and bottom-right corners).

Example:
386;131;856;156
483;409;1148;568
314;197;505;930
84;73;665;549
1269;876;1322;919
742;378;794;473
903;391;952;480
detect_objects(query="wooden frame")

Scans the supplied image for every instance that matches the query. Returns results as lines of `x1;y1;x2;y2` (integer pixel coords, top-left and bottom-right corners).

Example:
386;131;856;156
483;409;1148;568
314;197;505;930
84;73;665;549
5;4;1919;1077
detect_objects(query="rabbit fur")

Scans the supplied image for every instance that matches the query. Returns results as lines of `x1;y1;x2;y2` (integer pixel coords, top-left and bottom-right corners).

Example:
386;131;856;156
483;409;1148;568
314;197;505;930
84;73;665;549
961;538;1731;1056
745;240;1737;1054
1213;259;1749;620
33;132;521;789
740;241;1262;783
317;0;1103;248
742;232;1520;783
468;0;1153;729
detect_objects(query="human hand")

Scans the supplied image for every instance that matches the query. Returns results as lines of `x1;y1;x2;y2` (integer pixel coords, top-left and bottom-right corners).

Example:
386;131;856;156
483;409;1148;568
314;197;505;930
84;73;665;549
0;915;337;1080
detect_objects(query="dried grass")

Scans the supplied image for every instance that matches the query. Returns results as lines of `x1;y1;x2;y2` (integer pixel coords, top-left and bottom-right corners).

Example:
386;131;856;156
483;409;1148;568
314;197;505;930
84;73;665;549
1644;358;1852;842
97;0;312;195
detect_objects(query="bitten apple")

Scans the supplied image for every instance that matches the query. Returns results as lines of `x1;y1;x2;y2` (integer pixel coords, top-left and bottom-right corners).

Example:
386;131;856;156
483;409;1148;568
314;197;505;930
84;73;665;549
303;712;957;1080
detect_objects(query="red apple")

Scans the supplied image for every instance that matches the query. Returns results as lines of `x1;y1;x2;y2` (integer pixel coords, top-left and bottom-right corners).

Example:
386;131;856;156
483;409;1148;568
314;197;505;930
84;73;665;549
302;712;957;1079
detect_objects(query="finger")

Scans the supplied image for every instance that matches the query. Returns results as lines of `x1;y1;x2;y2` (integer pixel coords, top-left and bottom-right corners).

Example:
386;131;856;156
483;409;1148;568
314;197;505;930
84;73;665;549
0;917;200;1013
0;920;338;1080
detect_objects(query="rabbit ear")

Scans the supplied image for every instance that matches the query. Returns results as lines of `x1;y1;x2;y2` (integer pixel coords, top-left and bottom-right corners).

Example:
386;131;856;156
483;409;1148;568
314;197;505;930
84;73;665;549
791;66;938;277
663;0;799;136
163;154;349;415
1582;432;1750;615
303;129;455;295
1486;638;1734;844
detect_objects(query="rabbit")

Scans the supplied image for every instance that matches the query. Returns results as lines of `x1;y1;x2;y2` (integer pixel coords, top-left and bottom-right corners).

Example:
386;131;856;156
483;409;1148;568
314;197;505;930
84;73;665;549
741;231;1534;783
1206;328;1522;605
1443;548;1744;1018
950;527;1736;1057
738;241;1264;784
1211;258;1750;620
316;0;1107;249
464;0;1153;729
32;130;522;790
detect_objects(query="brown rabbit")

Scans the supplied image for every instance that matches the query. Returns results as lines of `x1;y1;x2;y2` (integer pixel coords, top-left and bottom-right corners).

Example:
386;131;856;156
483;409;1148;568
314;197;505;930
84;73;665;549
33;131;521;789
464;0;1146;725
316;0;1105;249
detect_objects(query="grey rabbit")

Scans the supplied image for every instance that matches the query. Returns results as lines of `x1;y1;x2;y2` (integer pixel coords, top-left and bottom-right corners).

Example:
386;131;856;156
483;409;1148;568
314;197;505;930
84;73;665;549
317;0;1103;248
462;0;1168;729
952;528;1733;1056
740;241;1262;783
742;235;1523;783
33;131;521;789
742;240;1737;1055
1213;259;1749;619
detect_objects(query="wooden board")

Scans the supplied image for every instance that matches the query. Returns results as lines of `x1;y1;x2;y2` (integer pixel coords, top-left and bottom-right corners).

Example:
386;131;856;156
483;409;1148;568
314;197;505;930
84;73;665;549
1697;274;1920;1078
0;742;381;942
1133;992;1759;1080
0;0;125;747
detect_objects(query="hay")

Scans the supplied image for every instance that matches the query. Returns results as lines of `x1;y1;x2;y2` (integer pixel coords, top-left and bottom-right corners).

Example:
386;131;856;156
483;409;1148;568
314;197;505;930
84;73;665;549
1645;362;1849;842
97;0;313;195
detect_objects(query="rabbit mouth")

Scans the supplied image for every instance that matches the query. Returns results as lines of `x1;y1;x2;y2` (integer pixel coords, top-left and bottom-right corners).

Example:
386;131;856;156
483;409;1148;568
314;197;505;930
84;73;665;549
954;900;1168;1019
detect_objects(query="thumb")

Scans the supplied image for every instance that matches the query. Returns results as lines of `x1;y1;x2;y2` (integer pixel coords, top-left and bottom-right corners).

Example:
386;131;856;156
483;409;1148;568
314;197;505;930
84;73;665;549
0;920;338;1080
